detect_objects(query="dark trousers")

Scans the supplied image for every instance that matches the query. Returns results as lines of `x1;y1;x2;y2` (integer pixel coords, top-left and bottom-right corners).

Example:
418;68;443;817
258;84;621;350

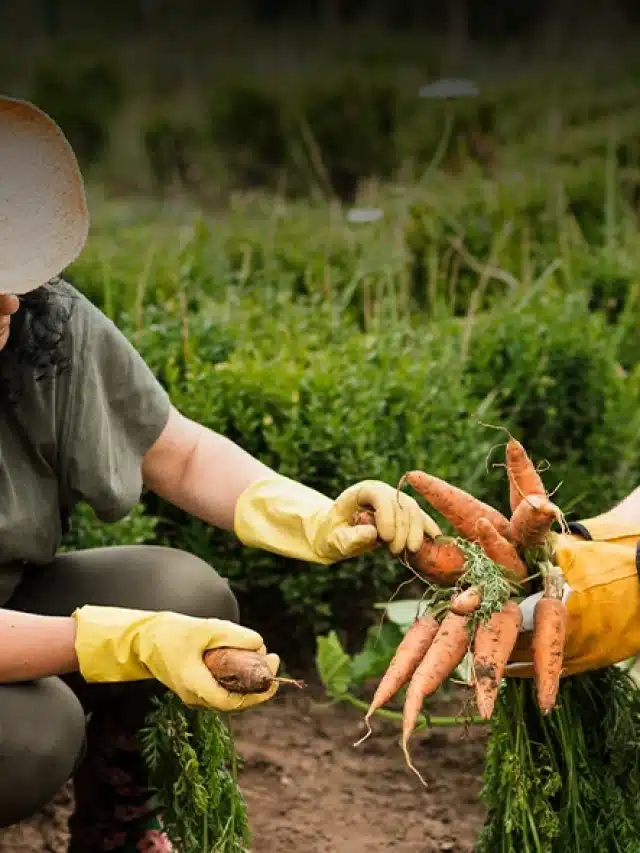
0;545;238;829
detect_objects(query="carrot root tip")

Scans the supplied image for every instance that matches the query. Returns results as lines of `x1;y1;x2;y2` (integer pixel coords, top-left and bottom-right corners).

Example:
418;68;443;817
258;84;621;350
353;722;373;748
276;677;305;688
401;740;428;788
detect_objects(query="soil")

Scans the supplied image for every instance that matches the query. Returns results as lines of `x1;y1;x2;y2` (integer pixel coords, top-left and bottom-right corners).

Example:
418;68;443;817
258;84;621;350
0;683;489;853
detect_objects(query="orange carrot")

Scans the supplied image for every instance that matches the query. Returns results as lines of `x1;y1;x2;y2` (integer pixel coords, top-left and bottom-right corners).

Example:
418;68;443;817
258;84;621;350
474;517;528;582
403;470;512;543
509;494;563;548
409;537;466;585
353;509;376;528
472;600;523;720
401;611;470;782
506;436;546;512
352;509;466;585
356;614;440;746
532;597;568;714
450;586;483;616
202;648;304;694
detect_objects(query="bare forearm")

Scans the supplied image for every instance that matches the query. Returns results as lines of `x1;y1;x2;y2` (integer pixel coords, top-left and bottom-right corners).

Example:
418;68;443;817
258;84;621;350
144;413;276;532
0;609;79;682
607;485;640;523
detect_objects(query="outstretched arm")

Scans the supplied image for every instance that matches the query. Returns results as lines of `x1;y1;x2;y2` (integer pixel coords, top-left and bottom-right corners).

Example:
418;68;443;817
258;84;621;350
141;404;439;563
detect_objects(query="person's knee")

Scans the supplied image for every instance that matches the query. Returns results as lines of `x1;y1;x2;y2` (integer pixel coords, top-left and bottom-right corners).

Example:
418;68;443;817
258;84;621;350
147;548;239;622
22;545;240;624
0;678;86;828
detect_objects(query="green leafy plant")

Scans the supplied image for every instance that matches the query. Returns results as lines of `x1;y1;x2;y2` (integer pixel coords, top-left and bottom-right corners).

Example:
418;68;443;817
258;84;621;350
60;502;160;551
476;668;640;853
140;692;251;853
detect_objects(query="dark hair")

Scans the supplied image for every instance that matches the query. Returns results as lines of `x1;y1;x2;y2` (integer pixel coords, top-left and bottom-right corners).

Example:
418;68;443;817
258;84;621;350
0;277;76;404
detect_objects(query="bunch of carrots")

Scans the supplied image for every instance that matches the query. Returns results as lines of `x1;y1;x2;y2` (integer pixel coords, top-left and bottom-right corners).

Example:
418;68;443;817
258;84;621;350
354;431;571;780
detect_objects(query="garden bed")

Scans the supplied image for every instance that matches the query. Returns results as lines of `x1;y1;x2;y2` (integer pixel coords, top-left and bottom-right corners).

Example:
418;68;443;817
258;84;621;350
0;683;488;853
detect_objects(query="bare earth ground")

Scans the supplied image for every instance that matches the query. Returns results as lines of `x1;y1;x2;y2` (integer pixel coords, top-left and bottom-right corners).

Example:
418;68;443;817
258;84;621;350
0;685;488;853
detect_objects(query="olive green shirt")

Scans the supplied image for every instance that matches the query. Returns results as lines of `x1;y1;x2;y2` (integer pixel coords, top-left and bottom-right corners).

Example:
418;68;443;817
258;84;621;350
0;280;171;602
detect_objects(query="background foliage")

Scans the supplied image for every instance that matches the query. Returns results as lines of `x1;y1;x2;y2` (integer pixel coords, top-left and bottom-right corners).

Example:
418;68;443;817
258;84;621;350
19;20;636;663
60;161;640;662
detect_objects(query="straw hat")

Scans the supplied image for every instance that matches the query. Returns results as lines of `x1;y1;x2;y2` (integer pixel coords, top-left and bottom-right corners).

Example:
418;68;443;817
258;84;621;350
0;96;89;295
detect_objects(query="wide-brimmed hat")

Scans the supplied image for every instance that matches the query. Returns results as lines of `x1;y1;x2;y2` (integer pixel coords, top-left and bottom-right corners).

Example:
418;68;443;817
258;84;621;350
0;96;89;295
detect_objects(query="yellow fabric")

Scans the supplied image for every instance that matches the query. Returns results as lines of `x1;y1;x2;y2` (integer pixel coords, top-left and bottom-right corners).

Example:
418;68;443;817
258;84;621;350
507;524;640;678
574;500;640;548
233;475;442;565
72;605;279;712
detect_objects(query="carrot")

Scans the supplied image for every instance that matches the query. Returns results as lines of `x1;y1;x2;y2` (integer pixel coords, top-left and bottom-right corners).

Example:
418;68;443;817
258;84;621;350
353;508;466;585
403;470;512;543
203;648;301;694
532;595;569;715
355;613;440;746
506;436;546;512
401;610;470;783
353;509;376;528
474;517;528;582
450;586;483;616
472;600;523;720
409;537;467;585
509;494;564;548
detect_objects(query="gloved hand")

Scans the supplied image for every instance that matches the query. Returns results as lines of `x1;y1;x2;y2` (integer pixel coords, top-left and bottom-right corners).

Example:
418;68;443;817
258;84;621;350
233;475;442;565
505;505;640;678
72;605;279;712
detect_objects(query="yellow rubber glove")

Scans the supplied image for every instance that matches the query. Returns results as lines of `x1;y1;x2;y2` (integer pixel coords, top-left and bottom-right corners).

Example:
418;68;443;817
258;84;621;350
505;505;640;678
233;475;442;565
72;605;279;712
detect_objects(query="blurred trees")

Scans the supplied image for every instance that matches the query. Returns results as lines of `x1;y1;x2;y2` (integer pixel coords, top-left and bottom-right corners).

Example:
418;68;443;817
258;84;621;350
3;0;640;43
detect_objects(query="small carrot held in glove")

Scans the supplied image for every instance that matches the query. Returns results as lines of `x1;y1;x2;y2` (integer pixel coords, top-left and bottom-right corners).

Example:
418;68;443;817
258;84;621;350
532;569;569;715
509;494;565;548
204;648;302;694
474;517;528;582
472;600;523;720
402;610;470;784
355;614;440;746
450;586;483;615
403;470;512;543
506;435;546;512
